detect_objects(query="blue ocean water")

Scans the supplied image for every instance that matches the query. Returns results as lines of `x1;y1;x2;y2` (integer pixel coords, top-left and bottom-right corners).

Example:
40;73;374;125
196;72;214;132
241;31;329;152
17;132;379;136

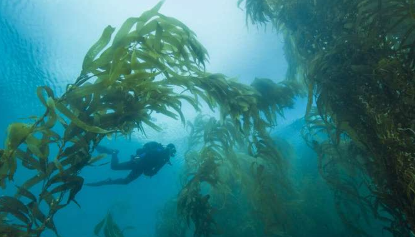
1;1;402;236
0;1;294;236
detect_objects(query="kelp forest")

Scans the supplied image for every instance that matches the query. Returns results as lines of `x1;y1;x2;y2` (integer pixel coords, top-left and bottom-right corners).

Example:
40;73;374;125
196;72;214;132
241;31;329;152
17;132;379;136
1;0;415;236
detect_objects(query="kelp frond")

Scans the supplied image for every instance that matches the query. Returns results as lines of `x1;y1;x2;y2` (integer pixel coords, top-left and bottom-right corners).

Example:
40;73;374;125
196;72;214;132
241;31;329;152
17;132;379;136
0;2;302;236
245;0;415;234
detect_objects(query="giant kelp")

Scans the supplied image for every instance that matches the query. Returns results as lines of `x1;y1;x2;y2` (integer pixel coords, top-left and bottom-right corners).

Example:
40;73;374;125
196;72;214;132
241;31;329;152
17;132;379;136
174;114;304;237
156;199;188;237
0;2;300;236
239;0;415;234
0;2;207;235
173;76;303;236
302;108;411;236
93;212;134;237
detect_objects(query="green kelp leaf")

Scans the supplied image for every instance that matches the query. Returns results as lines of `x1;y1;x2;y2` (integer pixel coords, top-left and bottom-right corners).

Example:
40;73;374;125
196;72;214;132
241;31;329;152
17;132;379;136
154;22;163;52
140;1;164;21
179;94;200;111
188;38;208;66
106;47;129;85
141;117;162;132
158;14;192;34
113;17;140;46
151;1;164;13
154;105;179;120
5;123;32;150
135;20;146;34
94;216;106;236
25;134;44;159
82;26;115;73
87;49;114;74
137;18;159;37
168;101;186;124
41;97;58;129
116;2;164;43
65;82;107;101
55;102;111;134
36;86;55;107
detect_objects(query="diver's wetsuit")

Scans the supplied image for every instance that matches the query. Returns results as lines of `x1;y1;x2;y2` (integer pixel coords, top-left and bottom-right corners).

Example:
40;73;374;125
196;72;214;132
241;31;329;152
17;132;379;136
87;143;172;186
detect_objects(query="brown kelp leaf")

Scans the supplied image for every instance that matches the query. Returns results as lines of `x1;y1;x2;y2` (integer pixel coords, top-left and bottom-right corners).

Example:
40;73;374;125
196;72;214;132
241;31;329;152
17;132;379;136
104;213;123;237
66;177;84;205
27;201;59;235
0;224;34;237
15;186;37;202
14;149;40;171
19;174;47;192
0;205;30;225
0;196;29;215
94;215;106;236
27;201;45;223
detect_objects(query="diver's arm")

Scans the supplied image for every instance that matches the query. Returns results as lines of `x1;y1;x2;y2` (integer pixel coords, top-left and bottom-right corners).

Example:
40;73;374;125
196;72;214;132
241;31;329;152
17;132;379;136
110;153;133;170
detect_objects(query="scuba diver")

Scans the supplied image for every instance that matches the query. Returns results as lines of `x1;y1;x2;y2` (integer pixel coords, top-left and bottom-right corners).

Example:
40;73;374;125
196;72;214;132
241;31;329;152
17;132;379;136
87;142;177;186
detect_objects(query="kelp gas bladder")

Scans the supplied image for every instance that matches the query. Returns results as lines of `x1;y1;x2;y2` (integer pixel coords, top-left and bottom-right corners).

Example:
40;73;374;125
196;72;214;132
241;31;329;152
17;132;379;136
0;2;300;236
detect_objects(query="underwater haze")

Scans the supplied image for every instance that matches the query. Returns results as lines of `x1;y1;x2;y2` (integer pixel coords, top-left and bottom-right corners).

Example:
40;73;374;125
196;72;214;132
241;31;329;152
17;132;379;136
1;1;287;236
1;0;414;237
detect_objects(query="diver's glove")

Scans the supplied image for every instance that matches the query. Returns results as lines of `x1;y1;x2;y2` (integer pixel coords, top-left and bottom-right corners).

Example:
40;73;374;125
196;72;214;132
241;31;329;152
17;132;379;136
85;178;113;187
